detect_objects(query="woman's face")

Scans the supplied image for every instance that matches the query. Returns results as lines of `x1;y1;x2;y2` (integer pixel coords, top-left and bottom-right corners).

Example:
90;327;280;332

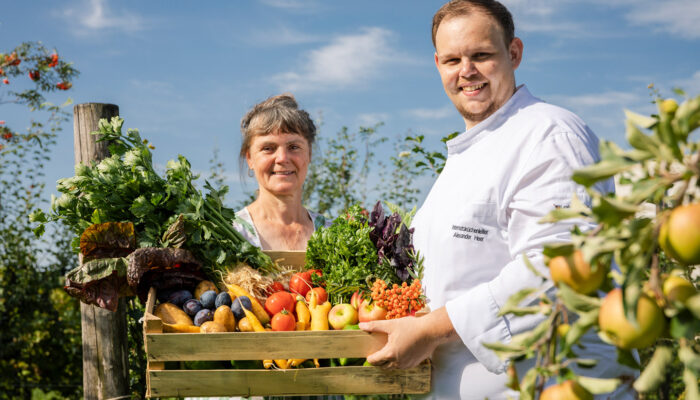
246;131;311;197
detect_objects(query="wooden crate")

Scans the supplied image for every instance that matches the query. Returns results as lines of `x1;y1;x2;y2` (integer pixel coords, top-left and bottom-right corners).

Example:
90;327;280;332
142;251;431;397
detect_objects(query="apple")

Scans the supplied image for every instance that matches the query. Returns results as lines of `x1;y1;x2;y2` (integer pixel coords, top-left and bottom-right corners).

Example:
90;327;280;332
598;288;666;350
548;250;607;295
540;380;593;400
663;275;697;304
305;287;328;304
659;203;700;266
328;303;359;330
358;300;388;322
350;290;363;310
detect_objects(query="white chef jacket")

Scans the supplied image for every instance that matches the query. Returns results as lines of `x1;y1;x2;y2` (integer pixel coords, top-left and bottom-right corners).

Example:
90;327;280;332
412;86;635;399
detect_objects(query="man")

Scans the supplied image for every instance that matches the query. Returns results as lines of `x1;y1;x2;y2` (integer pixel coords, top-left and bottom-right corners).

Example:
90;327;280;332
359;1;636;399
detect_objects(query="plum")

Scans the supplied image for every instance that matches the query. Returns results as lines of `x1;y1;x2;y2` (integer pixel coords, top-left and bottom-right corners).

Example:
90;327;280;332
231;296;252;320
199;290;217;309
166;290;193;307
215;292;232;308
183;299;203;317
194;309;214;327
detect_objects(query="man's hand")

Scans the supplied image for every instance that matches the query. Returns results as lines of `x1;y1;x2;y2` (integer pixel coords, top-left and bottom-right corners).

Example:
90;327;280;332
359;307;459;370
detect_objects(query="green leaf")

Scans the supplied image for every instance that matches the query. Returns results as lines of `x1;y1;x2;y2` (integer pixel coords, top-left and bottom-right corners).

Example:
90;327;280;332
499;288;539;316
633;345;674;393
679;344;700;376
669;309;700;340
591;196;638;226
518;367;538;400
686;293;700;319
624;109;657;129
578;376;622;395
543;243;575;259
682;369;700;400
615;347;642;370
559;285;601;314
573;159;635;187
625;120;664;158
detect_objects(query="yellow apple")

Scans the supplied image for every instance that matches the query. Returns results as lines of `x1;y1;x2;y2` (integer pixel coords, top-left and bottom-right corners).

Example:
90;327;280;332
598;288;666;350
663;275;697;304
659;98;678;115
548;250;607;294
540;380;593;400
659;203;700;266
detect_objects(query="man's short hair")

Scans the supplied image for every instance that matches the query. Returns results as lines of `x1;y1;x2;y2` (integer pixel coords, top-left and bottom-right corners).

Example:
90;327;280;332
432;0;515;48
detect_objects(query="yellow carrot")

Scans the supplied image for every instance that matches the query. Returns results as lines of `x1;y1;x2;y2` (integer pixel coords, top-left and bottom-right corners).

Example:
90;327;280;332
263;359;274;369
295;295;311;331
308;291;331;368
242;308;265;332
225;283;270;325
274;359;289;369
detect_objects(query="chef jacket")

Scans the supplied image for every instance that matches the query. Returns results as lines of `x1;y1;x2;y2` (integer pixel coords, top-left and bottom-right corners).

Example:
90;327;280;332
411;86;634;399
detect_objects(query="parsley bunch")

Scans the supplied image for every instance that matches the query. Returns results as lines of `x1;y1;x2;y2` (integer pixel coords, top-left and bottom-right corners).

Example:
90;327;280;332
305;204;396;304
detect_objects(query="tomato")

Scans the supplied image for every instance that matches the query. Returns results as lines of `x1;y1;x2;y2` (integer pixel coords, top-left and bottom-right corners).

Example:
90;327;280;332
271;310;296;331
266;281;285;295
305;287;328;304
289;271;313;296
264;291;296;316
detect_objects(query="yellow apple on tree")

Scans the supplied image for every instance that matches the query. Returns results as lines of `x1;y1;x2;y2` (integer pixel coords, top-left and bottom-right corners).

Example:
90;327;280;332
540;380;593;400
658;203;700;266
663;275;697;304
548;250;607;294
598;288;666;350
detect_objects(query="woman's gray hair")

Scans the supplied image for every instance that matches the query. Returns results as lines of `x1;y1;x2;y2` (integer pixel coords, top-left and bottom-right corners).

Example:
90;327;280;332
239;93;316;163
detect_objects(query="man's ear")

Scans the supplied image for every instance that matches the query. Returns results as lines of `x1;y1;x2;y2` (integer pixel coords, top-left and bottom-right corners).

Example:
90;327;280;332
434;52;440;69
509;37;524;70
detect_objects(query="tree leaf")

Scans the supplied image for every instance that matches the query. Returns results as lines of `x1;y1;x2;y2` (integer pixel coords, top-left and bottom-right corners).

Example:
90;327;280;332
578;376;623;395
624;109;657;130
543;243;575;259
679;344;700;376
499;288;539;316
633;345;674;393
592;196;638;226
573;159;635;187
615;347;642;370
559;284;601;314
519;367;538;400
626;120;663;158
670;309;700;340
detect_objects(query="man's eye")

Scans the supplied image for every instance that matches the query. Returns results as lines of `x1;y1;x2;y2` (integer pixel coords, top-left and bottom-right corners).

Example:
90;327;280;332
262;146;274;152
473;53;490;60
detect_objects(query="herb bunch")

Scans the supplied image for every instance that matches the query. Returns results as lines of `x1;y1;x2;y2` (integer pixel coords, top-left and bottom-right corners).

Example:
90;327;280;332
305;204;396;304
31;117;275;278
368;201;422;282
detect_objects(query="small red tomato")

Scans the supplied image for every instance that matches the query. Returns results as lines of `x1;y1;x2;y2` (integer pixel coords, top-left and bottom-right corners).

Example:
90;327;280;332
264;291;296;316
28;70;40;81
305;287;328;304
271;309;296;331
289;271;313;297
266;281;285;295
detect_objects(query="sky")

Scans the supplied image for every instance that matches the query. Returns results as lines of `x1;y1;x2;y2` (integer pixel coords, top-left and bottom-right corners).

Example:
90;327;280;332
2;0;700;210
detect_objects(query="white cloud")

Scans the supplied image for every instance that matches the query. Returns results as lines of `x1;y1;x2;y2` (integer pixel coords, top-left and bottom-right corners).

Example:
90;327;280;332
405;104;455;120
259;0;321;11
272;27;411;92
671;70;700;95
624;0;700;39
357;113;389;127
250;26;321;46
58;0;145;35
545;91;641;109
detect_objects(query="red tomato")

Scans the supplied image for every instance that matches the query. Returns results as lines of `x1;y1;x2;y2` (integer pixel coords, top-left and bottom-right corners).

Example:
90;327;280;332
289;271;313;296
264;291;296;316
305;287;328;304
271;310;296;331
266;281;285;295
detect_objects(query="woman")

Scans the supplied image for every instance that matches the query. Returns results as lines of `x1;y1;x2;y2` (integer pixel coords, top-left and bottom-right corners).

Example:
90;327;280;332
233;93;326;250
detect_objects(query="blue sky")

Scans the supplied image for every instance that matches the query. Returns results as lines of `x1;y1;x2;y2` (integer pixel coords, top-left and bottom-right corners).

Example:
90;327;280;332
2;0;700;208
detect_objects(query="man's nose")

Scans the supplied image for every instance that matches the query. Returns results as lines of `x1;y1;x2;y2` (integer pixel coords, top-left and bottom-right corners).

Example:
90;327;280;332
459;59;477;77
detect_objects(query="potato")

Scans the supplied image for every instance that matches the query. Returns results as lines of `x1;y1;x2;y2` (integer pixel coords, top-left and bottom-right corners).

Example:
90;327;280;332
154;302;194;325
214;305;236;332
200;321;227;333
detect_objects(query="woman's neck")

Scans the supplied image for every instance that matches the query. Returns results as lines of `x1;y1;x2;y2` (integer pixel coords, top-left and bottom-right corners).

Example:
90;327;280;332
249;190;307;225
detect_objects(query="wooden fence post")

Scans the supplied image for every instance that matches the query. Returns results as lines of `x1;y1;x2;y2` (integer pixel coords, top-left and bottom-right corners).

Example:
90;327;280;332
73;103;130;400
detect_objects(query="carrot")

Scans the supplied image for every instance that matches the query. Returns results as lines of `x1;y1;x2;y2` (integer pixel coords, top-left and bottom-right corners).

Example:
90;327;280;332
274;359;289;369
295;295;311;331
225;283;270;325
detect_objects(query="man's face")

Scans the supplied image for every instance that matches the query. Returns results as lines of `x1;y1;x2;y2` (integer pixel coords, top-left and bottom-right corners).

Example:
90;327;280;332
434;12;523;129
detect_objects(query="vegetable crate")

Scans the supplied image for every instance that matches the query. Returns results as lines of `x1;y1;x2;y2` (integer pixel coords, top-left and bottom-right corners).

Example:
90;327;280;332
142;251;431;397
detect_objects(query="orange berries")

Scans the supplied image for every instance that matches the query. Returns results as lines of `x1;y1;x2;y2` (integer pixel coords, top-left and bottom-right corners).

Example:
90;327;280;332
370;278;425;319
56;81;72;90
48;53;59;68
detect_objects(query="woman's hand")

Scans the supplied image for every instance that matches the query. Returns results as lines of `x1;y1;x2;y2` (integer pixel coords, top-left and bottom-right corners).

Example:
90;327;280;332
359;307;459;369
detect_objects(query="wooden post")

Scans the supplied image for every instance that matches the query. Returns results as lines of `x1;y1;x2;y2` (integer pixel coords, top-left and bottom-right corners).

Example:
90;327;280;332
74;103;130;400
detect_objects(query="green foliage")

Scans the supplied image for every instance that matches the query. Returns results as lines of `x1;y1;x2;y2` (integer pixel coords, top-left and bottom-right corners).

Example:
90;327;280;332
489;89;700;399
32;117;277;276
0;42;81;399
306;205;396;304
405;131;459;176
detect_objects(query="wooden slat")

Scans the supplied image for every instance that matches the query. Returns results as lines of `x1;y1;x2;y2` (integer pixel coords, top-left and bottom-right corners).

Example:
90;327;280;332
147;364;431;397
264;250;306;270
145;330;387;361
